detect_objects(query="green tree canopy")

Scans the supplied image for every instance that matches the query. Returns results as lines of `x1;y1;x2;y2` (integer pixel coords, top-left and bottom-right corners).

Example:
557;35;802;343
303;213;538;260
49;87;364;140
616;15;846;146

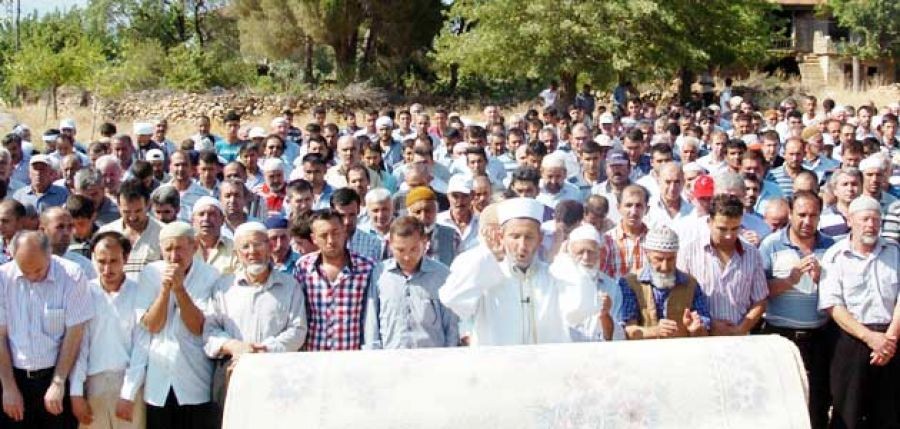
823;0;900;60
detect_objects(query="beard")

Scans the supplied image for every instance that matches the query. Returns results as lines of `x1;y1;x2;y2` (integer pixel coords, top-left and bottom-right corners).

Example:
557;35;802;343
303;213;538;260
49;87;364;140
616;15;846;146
245;263;268;276
861;234;878;245
575;261;600;280
650;268;676;289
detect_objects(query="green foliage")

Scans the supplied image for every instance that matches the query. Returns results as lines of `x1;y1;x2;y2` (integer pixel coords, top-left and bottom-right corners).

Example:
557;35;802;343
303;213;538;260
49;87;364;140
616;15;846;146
823;0;900;59
163;43;256;92
92;38;168;97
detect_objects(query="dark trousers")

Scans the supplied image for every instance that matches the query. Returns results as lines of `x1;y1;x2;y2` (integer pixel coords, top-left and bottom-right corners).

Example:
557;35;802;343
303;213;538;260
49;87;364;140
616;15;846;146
830;324;900;429
146;388;217;429
0;367;76;429
762;322;837;429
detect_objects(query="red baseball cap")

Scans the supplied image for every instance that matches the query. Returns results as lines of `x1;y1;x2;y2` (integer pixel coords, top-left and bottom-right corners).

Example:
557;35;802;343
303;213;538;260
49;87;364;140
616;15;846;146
693;175;715;198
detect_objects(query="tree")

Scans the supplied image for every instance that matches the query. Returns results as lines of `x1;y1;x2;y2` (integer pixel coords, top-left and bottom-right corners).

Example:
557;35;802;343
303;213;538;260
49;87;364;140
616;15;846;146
823;0;900;90
5;12;105;118
433;0;774;105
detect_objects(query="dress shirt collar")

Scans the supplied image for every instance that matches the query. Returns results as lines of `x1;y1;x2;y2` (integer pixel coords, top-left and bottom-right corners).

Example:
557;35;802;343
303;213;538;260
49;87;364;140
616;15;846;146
835;236;892;260
612;221;647;240
11;256;60;283
384;257;438;275
775;226;833;252
701;227;745;255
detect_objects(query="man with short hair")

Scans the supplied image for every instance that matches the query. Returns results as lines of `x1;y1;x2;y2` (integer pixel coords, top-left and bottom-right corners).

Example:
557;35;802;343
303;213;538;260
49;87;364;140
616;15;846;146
570;140;608;199
819;196;900;428
0;231;93;428
803;130;839;182
12;154;69;212
325;136;382;190
677;195;768;336
330;188;383;262
96;155;124;202
604;185;650;278
645;163;693;229
69;231;149;429
767;137;810;199
619;226;710;339
256;158;289;216
758;191;836;428
622;129;651;181
191;197;238;275
214;111;244;163
65;195;98;259
763;198;791;232
365;216;459;349
2;133;30;186
73;168;120;227
591;149;632;223
138;221;218;429
635;143;675;198
164;150;211;222
295;210;377;351
439;197;599;345
40;207;97;280
264;215;300;275
99;181;163;277
471;175;493;215
299;154;333;211
149;185;180;224
405;187;459;266
196;151;221;199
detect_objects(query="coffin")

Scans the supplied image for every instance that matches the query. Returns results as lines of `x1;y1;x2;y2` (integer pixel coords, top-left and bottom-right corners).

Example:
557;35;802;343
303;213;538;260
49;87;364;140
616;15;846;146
222;335;809;428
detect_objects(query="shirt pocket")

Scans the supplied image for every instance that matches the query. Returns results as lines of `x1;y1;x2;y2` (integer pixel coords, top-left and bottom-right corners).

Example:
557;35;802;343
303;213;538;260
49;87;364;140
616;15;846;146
43;308;66;339
841;274;868;307
410;289;439;328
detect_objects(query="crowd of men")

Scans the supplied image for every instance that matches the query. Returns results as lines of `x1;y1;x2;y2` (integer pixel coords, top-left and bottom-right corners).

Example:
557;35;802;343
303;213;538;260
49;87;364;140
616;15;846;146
0;87;898;429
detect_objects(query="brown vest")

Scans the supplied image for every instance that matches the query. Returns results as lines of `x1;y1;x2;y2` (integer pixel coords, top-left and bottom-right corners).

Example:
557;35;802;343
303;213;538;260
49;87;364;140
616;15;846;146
624;272;697;331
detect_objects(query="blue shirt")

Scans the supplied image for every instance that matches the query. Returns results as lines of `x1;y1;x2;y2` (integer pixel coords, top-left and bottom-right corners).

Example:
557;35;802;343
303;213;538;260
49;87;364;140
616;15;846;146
617;267;712;331
802;155;840;183
364;257;459;349
12;184;69;212
628;154;652;182
215;139;245;163
758;227;835;329
765;166;811;200
275;250;301;275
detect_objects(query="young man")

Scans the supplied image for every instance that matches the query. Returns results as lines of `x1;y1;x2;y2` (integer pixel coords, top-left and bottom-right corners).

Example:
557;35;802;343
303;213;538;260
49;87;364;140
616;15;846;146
98;180;164;278
365;216;459;349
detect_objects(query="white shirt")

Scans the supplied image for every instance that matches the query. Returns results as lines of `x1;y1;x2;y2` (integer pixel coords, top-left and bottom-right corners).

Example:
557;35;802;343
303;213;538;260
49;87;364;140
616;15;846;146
436;211;480;253
536;182;584;209
64;250;97;281
697;154;726;176
439;245;597;346
70;278;149;400
138;258;218;406
645;196;695;229
635;173;660;200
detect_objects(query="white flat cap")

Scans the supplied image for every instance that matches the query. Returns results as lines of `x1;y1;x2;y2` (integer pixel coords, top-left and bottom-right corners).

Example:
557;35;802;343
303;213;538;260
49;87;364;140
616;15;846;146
498;197;544;225
541;152;567;170
271;117;288;127
682;162;707;174
261;157;284;172
568;224;601;246
447;174;473;194
375;116;393;130
593;134;614;147
234;221;268;240
193;196;223;214
159;221;195;241
146;149;164;162
598;113;614;124
133;122;154;136
848;195;881;215
59;118;76;130
248;126;267;139
859;155;885;172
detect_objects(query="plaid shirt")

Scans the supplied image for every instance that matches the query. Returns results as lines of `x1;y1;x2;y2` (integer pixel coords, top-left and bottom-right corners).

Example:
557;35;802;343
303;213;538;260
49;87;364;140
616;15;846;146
295;251;375;351
603;222;648;278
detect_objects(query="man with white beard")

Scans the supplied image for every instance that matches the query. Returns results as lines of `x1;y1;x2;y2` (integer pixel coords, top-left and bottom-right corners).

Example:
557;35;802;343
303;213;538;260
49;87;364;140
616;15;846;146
552;225;625;341
618;226;710;339
439;197;599;345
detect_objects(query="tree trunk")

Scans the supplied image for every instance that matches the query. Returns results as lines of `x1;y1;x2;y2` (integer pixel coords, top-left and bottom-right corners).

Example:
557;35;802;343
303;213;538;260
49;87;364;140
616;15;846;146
448;63;459;93
193;0;204;47
678;68;694;104
51;85;58;120
305;36;314;83
852;55;861;92
559;71;577;111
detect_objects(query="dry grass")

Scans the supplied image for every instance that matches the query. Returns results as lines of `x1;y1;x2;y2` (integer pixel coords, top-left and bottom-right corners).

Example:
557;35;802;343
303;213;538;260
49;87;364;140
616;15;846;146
1;83;896;151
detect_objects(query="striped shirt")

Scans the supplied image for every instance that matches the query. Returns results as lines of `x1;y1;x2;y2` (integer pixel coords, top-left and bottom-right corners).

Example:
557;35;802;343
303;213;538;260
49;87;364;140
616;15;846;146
766;166;811;199
882;200;900;243
677;230;768;325
0;256;94;370
818;204;851;241
604;222;648;278
295;251;375;351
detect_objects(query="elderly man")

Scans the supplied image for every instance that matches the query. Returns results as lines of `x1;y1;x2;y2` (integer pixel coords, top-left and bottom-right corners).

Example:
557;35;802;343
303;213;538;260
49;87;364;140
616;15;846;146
645;162;694;229
819;196;900;428
536;152;582;208
255;157;290;216
859;154;897;211
619;226;710;339
439;198;598;345
40;206;97;280
203;221;308;405
553;225;624;342
191;197;237;275
95;155;124;202
677;195;768;336
165;150;211;222
405;186;459;266
359;188;393;256
437;175;479;253
471;175;493;214
99;181;163;278
138;222;218;429
0;231;93;428
74;169;120;226
762;198;790;233
374;116;402;170
69;231;149;429
758;191;836;428
264;215;300;275
12;154;69;212
365;216;458;349
295;210;377;351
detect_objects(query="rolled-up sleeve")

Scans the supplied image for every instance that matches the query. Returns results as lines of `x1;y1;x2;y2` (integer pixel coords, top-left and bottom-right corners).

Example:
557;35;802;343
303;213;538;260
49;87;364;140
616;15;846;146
818;257;845;311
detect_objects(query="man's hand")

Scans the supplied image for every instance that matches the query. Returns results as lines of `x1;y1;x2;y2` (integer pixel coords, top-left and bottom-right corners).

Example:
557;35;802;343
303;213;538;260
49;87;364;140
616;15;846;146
250;343;268;353
798;255;822;284
223;340;254;358
162;263;186;293
711;319;738;336
2;384;24;421
115;399;134;422
865;331;897;357
658;319;679;338
44;380;65;415
682;309;706;336
740;230;760;247
597;292;611;317
71;396;93;425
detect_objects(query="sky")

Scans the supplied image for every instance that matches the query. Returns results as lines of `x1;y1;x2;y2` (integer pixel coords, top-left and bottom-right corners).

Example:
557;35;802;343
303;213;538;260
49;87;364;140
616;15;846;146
24;0;88;17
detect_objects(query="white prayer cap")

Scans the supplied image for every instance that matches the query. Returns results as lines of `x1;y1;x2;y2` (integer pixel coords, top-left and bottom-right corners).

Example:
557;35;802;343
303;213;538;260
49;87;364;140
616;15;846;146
889;102;900;110
568;225;601;246
193;196;223;214
598;113;614;124
447;174;473;194
159;221;195;241
498;198;544;225
133;122;154;136
375;116;393;130
271;117;288;127
643;226;679;253
59;118;76;130
541;152;566;170
146;149;164;162
593;134;614;147
859;155;885;172
728;96;743;110
248;126;267;139
234;221;268;240
741;134;759;145
683;162;707;174
29;154;52;166
848;195;881;215
12;124;29;134
42;132;59;143
621;117;637;128
846;117;859;127
261;157;284;172
193;137;215;152
452;142;471;157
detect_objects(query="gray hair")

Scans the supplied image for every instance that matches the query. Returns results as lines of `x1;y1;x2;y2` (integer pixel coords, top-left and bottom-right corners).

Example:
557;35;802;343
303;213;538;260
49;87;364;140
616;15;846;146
95;154;121;171
714;171;746;194
829;167;863;188
150;185;181;207
73;168;102;191
365;187;392;205
10;230;51;256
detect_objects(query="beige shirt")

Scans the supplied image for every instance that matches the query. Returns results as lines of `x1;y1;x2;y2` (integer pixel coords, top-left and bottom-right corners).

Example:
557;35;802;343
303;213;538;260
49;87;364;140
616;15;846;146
195;235;238;275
